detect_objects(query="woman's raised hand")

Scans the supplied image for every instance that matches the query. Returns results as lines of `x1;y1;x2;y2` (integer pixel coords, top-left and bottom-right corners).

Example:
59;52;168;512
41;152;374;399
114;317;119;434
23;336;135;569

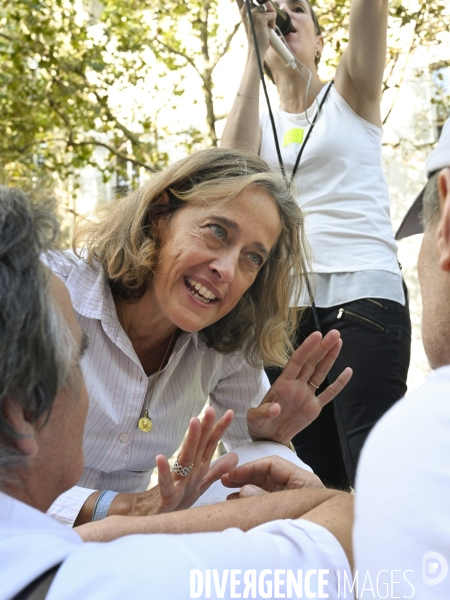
145;407;237;514
237;0;276;57
246;330;353;446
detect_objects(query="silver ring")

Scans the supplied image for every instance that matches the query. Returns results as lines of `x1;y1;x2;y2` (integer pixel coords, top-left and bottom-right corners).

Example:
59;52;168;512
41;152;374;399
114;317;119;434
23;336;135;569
257;4;267;12
307;379;320;390
173;458;193;477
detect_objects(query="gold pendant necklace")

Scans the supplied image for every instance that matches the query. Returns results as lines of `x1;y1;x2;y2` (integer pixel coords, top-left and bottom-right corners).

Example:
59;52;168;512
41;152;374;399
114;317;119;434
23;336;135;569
121;300;175;433
138;410;153;433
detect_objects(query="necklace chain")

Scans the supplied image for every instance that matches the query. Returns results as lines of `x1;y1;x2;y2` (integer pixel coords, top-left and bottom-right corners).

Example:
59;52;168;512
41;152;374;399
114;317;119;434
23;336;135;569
121;300;175;432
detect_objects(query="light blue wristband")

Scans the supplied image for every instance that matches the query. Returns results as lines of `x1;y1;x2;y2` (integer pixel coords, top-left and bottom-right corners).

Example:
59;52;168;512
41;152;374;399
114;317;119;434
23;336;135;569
92;490;119;521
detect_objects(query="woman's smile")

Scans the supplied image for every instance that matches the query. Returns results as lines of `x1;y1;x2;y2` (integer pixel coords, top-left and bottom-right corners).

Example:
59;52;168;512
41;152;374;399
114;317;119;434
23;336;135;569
184;276;220;305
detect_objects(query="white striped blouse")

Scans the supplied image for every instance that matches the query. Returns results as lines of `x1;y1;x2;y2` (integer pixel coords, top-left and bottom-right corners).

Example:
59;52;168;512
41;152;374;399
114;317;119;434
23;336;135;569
46;252;269;525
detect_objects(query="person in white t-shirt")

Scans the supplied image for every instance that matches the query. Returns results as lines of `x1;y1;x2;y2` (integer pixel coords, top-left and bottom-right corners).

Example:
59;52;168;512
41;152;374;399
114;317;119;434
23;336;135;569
353;118;450;597
222;0;411;489
0;187;354;599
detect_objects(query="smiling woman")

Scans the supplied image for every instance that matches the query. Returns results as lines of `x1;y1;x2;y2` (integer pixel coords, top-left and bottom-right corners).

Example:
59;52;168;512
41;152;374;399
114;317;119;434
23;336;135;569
45;147;352;528
74;148;307;368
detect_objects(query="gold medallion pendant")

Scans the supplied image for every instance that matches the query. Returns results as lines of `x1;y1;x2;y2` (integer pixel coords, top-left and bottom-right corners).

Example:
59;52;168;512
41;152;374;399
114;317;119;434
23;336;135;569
138;410;153;433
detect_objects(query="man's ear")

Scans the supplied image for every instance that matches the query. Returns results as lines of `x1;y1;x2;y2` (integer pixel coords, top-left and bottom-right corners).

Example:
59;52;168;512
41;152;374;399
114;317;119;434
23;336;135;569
437;169;450;273
2;399;39;458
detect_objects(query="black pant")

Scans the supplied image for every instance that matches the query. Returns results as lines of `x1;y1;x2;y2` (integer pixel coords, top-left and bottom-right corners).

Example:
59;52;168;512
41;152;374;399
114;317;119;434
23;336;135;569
265;296;411;489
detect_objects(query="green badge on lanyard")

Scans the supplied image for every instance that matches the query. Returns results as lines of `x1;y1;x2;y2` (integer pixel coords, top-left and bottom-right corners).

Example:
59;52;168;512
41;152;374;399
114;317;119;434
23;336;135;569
283;128;304;147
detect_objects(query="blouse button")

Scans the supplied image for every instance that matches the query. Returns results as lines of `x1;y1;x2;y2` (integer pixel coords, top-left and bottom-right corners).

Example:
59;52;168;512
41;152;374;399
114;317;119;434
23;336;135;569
119;433;129;443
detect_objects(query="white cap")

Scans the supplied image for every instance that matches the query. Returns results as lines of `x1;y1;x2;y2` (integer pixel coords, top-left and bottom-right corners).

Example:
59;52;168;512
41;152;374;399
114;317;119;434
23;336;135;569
396;118;450;240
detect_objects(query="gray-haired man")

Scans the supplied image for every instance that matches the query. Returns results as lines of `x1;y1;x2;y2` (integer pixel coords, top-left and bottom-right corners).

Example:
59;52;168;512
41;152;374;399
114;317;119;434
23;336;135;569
354;118;450;598
0;187;353;599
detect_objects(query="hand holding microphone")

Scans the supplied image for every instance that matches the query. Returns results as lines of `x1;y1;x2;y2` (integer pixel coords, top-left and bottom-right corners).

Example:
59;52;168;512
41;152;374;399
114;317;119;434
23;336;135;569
236;0;296;68
256;0;292;36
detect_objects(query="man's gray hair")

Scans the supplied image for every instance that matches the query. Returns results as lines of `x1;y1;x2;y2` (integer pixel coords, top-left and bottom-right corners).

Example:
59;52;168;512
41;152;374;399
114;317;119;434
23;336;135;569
0;187;78;477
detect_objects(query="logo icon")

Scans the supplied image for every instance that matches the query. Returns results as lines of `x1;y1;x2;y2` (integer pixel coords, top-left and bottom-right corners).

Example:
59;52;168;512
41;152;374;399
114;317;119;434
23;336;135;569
422;552;448;586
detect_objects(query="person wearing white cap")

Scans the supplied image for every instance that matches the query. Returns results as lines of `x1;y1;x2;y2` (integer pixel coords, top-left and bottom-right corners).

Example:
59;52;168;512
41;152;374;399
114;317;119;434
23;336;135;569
353;117;450;598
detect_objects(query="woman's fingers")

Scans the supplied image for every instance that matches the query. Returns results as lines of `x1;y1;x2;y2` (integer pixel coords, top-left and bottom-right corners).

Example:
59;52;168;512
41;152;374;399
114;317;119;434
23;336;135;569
307;338;343;389
199;452;239;496
279;330;344;386
203;409;234;463
317;367;353;408
246;402;281;435
192;406;217;465
155;454;176;502
175;417;202;476
240;2;277;49
279;331;323;381
175;408;235;483
297;330;342;384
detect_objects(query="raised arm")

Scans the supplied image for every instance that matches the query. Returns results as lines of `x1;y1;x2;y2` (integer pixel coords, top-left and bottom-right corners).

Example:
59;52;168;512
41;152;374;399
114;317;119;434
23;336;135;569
220;1;275;151
334;0;389;126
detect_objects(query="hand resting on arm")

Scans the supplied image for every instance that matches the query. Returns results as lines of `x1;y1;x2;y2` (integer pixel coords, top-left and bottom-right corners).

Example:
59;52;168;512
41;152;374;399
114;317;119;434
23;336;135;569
74;406;236;525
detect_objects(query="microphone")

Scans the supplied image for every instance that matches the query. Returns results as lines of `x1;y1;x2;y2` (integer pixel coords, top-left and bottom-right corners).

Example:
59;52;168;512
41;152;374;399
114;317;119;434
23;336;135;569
256;0;292;35
255;0;296;67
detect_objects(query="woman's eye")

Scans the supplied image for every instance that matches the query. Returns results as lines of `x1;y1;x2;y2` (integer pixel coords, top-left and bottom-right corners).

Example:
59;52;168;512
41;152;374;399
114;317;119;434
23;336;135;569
209;224;226;239
293;6;304;12
248;252;263;266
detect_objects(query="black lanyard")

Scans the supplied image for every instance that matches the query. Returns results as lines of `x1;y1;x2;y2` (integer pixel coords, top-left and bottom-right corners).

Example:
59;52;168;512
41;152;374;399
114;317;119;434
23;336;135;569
289;80;334;183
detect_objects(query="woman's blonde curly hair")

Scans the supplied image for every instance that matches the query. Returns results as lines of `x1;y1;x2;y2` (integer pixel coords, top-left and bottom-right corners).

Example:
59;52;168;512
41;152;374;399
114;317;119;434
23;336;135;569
74;147;312;368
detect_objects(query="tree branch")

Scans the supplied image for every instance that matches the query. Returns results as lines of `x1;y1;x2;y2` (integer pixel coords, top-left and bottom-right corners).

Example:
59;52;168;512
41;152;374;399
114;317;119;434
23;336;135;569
10;137;157;172
92;90;142;147
73;140;158;171
211;22;241;70
382;29;416;125
155;38;203;81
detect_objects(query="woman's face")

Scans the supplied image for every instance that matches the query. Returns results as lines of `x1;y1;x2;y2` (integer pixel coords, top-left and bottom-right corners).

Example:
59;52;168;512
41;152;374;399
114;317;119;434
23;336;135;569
150;185;282;333
266;0;322;70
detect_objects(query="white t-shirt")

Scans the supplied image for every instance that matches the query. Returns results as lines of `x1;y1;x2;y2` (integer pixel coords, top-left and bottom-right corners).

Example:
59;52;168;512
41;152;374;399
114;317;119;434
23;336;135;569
0;492;352;600
259;85;404;307
354;366;450;598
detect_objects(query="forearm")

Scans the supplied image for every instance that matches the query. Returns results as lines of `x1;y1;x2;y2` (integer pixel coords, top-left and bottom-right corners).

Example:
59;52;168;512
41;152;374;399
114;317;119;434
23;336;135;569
338;0;388;94
335;0;387;124
73;488;161;526
348;0;388;76
75;487;348;541
220;51;262;152
301;493;354;570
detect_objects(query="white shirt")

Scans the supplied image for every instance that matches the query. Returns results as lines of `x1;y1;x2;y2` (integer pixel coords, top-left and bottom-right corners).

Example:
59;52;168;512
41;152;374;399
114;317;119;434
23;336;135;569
260;85;404;308
0;492;351;600
46;252;269;526
354;366;450;598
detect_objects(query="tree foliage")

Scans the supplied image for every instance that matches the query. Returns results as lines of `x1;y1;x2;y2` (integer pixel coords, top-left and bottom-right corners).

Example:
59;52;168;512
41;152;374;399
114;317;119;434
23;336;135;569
0;0;448;186
314;0;449;123
0;0;241;185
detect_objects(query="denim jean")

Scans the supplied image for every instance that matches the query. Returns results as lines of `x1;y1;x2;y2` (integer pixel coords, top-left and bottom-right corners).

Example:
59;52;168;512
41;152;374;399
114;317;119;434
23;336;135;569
265;295;411;489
